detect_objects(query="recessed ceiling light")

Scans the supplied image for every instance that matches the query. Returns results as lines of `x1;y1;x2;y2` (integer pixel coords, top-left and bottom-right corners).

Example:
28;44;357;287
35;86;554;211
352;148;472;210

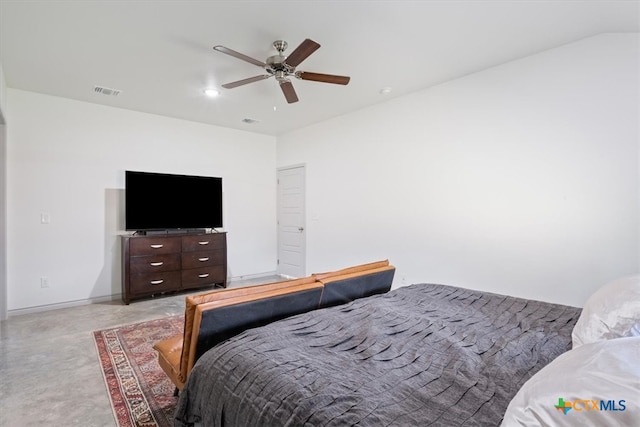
204;89;220;97
380;87;392;95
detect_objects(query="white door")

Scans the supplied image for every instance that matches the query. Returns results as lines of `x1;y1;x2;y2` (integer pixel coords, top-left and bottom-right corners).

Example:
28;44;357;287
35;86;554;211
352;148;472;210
277;165;305;278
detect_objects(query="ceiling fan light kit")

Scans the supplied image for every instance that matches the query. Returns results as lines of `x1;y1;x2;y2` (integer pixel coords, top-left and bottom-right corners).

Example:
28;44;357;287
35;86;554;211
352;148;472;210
213;39;350;104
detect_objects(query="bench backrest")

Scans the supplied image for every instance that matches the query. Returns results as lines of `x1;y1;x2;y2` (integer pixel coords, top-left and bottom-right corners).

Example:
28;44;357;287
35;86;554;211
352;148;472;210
317;265;395;308
178;276;317;382
187;282;324;376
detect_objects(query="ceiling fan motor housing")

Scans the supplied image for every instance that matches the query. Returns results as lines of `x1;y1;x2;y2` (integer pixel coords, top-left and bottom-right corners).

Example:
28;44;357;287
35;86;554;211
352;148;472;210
267;40;297;78
266;54;288;70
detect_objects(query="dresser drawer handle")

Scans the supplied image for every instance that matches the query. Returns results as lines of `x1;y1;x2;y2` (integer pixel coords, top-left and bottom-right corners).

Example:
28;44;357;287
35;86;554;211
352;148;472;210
198;257;209;262
150;262;164;267
198;241;209;245
198;273;210;278
150;244;164;249
150;280;164;285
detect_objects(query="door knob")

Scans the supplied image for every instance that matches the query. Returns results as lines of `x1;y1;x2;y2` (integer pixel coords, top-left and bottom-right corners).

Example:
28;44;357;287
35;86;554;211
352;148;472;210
298;227;304;232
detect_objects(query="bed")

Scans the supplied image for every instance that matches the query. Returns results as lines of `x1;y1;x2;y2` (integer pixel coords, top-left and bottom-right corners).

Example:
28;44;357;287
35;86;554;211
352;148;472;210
174;283;582;426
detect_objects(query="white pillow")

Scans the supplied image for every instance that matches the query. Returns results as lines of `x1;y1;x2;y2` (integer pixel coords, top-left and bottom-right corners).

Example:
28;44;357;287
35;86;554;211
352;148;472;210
501;337;640;427
571;274;640;348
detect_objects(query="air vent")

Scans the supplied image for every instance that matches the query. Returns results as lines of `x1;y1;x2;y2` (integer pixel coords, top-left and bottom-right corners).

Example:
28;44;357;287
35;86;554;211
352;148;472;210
241;118;260;124
93;85;121;97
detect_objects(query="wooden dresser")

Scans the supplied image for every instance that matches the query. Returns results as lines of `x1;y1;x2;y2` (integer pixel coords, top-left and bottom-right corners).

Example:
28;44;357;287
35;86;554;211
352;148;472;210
121;232;227;304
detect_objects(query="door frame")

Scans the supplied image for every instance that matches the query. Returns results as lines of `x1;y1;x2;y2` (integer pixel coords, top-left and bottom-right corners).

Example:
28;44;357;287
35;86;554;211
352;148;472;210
276;164;306;278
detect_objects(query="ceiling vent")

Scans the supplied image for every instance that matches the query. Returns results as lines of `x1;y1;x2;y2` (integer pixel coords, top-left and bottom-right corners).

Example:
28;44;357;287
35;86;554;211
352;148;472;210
241;118;260;124
93;85;121;97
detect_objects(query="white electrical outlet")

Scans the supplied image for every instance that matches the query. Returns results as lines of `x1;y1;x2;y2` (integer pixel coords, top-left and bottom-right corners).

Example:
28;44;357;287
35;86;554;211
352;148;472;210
41;212;51;224
40;277;49;288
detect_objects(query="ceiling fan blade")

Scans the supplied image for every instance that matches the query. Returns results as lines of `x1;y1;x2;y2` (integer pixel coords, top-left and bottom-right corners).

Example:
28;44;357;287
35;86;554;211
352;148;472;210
213;45;267;67
222;75;271;89
284;39;320;68
279;80;299;103
296;71;350;85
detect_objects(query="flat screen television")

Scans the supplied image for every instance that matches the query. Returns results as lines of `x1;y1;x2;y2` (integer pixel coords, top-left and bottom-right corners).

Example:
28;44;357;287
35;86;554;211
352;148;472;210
125;170;223;231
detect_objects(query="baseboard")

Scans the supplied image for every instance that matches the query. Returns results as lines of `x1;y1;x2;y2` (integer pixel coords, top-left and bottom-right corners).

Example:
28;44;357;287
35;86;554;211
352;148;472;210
8;293;121;317
7;272;281;317
229;271;280;282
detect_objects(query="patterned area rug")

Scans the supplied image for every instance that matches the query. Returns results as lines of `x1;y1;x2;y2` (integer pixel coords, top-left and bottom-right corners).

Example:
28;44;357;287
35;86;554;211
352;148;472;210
93;315;184;427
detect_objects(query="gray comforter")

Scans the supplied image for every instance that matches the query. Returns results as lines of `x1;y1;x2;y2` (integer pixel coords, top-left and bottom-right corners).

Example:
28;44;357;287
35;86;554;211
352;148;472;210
175;284;580;426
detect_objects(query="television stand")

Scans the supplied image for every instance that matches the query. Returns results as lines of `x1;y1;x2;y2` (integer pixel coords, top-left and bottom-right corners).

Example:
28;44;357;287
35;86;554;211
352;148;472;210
121;231;227;304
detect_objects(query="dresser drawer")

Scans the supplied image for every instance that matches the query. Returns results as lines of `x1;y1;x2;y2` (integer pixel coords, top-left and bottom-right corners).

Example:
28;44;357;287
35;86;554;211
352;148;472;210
130;236;181;256
129;254;180;274
181;265;225;289
182;234;225;252
129;271;181;294
181;249;224;270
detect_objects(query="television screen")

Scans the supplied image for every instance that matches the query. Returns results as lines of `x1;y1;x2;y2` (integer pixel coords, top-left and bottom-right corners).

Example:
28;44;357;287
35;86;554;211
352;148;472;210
125;171;223;231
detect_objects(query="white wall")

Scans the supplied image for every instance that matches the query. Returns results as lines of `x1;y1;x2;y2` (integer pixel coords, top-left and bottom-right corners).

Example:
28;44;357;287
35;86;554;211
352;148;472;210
277;34;640;307
7;89;277;311
0;63;6;321
0;62;6;118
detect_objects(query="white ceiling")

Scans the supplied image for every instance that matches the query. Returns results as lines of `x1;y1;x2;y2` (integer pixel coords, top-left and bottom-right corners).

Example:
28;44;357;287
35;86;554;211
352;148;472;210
1;1;638;136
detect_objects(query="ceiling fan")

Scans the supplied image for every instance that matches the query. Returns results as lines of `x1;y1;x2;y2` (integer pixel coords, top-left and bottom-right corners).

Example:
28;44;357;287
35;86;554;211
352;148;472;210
213;39;350;104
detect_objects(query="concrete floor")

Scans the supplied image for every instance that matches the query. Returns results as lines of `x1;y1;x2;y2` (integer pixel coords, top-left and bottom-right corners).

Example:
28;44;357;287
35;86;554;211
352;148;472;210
0;276;280;427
